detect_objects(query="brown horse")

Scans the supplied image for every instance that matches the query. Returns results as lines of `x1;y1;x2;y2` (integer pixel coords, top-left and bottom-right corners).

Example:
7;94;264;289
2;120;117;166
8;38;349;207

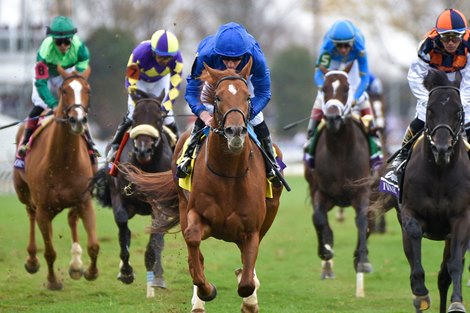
373;69;469;313
13;67;99;290
120;58;283;313
304;70;372;297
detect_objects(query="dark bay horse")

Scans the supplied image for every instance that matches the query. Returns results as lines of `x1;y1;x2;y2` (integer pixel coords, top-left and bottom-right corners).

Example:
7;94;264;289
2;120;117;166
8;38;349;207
304;70;372;297
373;69;469;313
120;58;283;313
13;67;99;290
91;91;174;297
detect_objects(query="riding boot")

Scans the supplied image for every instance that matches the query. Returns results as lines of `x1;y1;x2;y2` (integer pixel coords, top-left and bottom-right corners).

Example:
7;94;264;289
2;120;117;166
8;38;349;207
84;128;100;163
260;136;282;188
368;120;383;171
176;119;205;178
17;127;34;158
390;126;415;174
304;118;320;168
107;116;133;161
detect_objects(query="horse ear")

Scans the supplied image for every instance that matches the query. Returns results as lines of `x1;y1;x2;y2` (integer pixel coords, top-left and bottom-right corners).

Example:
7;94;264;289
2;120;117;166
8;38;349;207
80;67;91;80
240;57;253;79
318;65;328;75
202;62;218;84
157;90;165;103
343;62;354;73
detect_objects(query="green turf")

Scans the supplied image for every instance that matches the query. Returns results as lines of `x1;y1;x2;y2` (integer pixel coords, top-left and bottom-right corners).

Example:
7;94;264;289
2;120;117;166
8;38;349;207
0;176;468;312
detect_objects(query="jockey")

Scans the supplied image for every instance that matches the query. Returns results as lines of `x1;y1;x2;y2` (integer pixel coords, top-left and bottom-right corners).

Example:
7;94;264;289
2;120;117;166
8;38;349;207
15;16;97;167
175;22;281;187
107;29;183;160
305;19;383;169
389;8;470;173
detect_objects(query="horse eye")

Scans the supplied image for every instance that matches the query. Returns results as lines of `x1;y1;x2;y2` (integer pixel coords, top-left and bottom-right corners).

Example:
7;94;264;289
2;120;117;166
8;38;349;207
215;96;221;103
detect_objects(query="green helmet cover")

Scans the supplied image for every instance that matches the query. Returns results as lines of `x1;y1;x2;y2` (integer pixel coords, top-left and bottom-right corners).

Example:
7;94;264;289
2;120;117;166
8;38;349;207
47;16;77;38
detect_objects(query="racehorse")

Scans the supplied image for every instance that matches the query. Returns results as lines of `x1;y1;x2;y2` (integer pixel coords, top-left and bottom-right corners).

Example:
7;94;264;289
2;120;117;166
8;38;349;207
12;66;99;290
372;69;469;313
91;91;174;297
120;58;283;313
304;70;373;297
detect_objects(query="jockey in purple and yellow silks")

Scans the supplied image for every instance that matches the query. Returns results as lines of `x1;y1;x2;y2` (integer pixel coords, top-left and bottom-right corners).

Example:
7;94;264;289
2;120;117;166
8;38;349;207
305;19;383;170
107;29;183;160
175;22;281;187
387;8;470;175
14;16;97;170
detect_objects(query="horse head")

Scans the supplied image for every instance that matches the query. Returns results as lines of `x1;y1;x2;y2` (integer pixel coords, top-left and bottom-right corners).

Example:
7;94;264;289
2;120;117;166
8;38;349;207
322;70;351;133
201;57;252;153
56;65;91;135
130;90;166;164
423;69;463;166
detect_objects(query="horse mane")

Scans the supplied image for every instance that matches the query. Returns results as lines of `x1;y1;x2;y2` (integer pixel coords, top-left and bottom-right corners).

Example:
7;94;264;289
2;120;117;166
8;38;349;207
199;67;240;105
423;68;460;91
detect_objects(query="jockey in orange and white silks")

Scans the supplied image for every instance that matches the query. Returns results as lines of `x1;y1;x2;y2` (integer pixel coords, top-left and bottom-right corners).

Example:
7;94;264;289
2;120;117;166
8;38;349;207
388;8;470;175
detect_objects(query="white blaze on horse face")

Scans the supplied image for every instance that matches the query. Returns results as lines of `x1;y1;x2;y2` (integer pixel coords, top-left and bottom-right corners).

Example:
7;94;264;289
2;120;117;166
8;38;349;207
228;84;238;95
69;79;85;119
332;79;341;97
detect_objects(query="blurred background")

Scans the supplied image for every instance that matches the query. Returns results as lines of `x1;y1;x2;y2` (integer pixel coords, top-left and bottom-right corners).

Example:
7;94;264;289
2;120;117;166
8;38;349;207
1;0;470;179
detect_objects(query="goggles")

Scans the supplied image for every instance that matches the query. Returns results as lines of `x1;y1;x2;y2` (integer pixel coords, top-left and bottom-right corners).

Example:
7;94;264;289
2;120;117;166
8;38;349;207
54;38;71;46
335;42;352;49
221;56;243;62
439;33;463;44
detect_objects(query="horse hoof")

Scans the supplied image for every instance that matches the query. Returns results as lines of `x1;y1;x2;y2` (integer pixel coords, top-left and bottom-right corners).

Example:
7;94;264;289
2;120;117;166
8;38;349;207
152;277;167;289
46;280;63;291
68;268;84;280
24;261;40;274
241;303;259;313
84;269;98;281
238;284;255;298
321;260;335;279
197;283;217;302
448;302;466;313
413;294;430;312
356;262;373;273
117;272;134;284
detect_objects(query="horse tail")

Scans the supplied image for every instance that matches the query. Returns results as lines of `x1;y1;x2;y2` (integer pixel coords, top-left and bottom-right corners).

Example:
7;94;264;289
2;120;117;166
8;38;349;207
118;163;180;232
89;167;112;208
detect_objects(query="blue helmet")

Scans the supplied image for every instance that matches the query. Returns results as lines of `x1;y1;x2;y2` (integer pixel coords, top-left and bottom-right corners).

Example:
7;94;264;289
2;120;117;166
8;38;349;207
214;22;250;57
328;20;356;44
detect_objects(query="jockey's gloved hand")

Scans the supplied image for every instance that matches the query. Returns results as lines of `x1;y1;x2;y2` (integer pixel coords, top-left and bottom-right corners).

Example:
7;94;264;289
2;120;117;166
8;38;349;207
128;85;138;95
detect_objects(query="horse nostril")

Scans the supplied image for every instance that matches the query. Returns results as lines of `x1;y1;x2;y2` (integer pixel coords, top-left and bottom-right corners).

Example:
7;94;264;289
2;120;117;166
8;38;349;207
225;127;234;136
83;117;88;124
69;117;77;124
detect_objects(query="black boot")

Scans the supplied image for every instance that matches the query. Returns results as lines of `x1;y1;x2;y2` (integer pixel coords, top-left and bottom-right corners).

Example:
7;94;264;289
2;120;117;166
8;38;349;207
17;127;35;158
176;120;205;178
260;136;282;188
390;126;415;174
84;128;100;163
304;118;320;168
107;116;133;161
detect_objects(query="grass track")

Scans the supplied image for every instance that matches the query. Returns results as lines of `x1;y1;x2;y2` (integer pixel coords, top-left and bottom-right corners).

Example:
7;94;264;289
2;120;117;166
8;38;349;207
0;176;468;312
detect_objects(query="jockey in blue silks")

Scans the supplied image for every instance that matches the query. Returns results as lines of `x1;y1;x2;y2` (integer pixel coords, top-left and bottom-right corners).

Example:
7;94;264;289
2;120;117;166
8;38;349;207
176;22;281;187
305;19;383;170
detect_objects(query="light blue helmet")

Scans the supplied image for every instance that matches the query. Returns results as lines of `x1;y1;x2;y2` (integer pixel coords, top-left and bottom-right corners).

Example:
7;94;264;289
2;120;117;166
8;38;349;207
214;22;250;57
328;20;356;44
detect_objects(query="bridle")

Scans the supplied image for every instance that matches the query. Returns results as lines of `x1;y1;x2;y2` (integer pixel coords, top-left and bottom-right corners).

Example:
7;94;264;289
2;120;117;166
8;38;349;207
322;71;352;120
211;75;251;138
55;75;90;124
424;85;463;150
130;98;166;151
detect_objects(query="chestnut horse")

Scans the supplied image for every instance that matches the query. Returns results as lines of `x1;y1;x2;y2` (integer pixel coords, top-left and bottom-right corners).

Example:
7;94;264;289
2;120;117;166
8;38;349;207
13;67;99;290
91;91;174;297
120;58;283;313
372;69;469;313
304;70;372;297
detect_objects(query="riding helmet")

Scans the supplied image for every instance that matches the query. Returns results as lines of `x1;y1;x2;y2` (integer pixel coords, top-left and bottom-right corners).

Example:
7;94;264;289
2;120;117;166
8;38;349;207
435;9;467;34
151;30;179;57
214;22;250;57
47;16;77;38
328;20;356;44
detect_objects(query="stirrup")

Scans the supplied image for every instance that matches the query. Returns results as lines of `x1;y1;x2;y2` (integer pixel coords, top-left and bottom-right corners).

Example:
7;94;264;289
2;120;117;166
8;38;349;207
106;145;119;162
176;157;192;178
17;144;29;158
267;169;282;188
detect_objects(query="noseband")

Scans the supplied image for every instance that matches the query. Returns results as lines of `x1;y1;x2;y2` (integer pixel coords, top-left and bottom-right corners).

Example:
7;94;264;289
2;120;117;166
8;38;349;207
425;85;462;149
212;76;250;138
130;98;165;150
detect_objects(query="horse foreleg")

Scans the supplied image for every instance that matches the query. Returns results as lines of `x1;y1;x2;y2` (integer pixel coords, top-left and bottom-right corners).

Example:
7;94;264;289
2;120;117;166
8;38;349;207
191;285;206;313
35;208;62;290
401;212;430;311
68;209;84;280
238;232;260;298
184;210;216;302
352;201;372;273
236;268;260;313
24;206;40;274
116;219;133;284
312;195;334;279
438;241;452;313
78;200;99;281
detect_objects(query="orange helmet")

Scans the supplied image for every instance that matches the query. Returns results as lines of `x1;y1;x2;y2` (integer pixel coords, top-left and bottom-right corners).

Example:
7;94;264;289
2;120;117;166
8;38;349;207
435;9;467;34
